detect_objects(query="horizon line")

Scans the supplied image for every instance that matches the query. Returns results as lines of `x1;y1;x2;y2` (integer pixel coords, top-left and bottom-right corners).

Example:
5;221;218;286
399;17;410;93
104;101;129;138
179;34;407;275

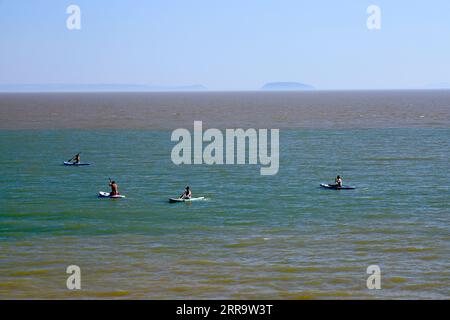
1;88;450;94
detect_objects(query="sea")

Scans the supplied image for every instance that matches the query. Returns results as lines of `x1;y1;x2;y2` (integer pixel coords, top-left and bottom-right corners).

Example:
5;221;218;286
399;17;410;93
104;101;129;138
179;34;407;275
0;91;449;299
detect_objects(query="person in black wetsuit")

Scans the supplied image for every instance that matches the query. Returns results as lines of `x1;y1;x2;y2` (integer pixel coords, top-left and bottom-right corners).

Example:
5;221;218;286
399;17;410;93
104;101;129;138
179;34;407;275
335;175;343;188
180;186;192;199
69;153;80;164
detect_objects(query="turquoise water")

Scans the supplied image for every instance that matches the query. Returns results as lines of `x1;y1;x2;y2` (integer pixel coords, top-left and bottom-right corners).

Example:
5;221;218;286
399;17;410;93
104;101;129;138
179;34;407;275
0;129;449;299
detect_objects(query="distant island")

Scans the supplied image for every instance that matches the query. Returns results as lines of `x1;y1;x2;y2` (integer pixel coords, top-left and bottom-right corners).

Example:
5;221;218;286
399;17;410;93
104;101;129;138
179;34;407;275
261;82;314;91
0;84;208;92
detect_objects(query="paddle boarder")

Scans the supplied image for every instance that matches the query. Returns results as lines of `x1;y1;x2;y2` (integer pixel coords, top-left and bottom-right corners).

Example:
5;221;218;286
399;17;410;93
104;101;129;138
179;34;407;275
335;175;343;188
180;186;192;199
68;153;81;164
109;179;119;196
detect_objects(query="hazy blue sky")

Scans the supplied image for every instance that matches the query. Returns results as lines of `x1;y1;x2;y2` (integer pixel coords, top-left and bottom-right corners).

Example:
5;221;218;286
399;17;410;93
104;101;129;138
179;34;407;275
0;0;449;90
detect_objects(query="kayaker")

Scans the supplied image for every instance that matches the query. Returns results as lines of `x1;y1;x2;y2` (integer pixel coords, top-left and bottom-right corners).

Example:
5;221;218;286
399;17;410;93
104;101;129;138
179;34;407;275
180;186;192;199
109;179;119;196
335;175;343;188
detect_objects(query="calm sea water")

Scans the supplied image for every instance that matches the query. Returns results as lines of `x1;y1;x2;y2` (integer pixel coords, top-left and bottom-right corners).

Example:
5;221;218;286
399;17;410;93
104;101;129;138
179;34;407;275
0;128;448;299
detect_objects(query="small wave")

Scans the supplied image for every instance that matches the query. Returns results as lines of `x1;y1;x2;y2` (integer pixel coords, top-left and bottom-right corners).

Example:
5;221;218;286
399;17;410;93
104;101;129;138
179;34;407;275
328;278;353;285
353;239;400;245
168;286;192;293
223;237;269;248
178;259;219;266
418;255;440;261
383;247;434;253
200;278;238;285
402;282;448;290
9;269;51;276
279;293;316;300
363;157;436;161
387;277;408;284
271;266;304;273
91;291;130;298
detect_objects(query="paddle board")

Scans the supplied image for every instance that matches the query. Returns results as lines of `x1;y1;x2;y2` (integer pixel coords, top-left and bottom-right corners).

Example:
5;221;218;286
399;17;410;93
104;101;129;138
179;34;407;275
98;191;125;199
64;161;90;166
169;197;205;203
320;184;355;190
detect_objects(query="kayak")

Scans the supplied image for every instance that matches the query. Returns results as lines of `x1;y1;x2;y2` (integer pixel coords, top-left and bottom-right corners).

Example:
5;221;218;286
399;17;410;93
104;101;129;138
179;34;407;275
320;184;355;190
98;191;125;199
64;161;90;166
169;197;205;203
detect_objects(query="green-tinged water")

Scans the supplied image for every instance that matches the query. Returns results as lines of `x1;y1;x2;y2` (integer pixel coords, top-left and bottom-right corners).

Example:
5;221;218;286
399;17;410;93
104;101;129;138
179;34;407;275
0;129;449;299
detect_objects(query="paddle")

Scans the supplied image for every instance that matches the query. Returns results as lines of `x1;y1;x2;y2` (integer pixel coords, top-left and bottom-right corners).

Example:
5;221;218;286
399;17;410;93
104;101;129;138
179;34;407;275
179;187;187;199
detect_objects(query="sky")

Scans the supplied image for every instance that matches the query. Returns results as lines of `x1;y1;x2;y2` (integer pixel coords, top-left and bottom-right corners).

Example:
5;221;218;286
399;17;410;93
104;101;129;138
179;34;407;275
0;0;449;90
